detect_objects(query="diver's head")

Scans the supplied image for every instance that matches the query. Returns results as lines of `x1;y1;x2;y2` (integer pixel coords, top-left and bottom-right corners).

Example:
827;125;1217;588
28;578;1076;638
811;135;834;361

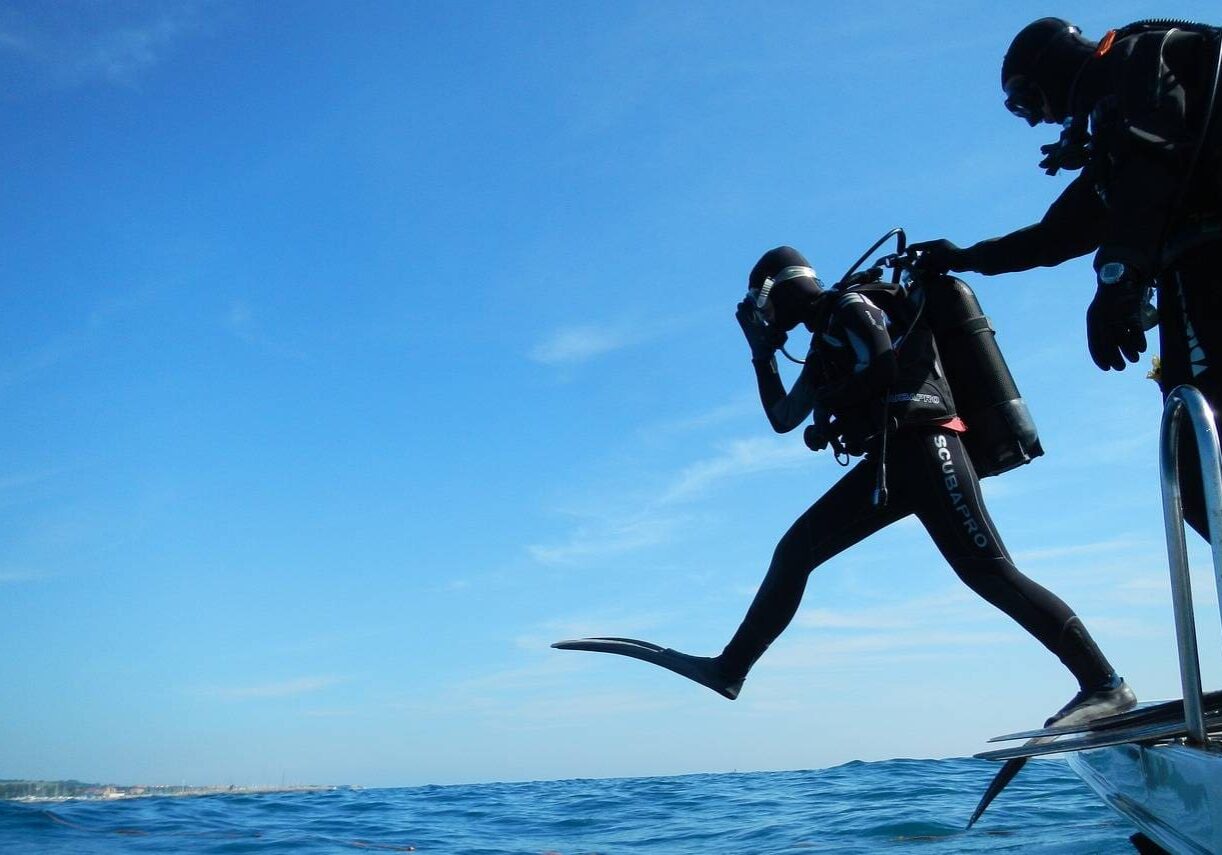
747;246;824;333
1002;18;1097;126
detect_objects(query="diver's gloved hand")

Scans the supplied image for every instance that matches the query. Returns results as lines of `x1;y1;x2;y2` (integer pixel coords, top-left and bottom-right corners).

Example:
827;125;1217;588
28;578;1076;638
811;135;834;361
1038;119;1092;176
1039;137;1091;175
907;239;966;274
735;299;783;361
1086;263;1148;371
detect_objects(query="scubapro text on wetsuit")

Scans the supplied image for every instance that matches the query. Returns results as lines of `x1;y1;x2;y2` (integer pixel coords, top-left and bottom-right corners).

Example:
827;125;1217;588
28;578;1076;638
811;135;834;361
934;433;990;549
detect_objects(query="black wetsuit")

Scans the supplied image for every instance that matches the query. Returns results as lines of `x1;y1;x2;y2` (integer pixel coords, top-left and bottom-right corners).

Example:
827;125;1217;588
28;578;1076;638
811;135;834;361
718;288;1115;691
954;24;1222;538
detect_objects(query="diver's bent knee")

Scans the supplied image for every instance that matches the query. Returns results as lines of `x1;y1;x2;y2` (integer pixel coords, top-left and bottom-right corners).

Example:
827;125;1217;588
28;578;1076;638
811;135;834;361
769;529;819;577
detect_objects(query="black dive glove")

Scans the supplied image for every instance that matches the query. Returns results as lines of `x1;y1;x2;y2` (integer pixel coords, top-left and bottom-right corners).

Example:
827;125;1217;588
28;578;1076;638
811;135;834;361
735;299;785;361
907;239;967;274
1086;262;1149;371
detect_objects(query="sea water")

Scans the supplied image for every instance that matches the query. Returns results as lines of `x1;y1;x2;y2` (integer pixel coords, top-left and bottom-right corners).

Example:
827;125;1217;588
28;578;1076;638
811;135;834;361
0;758;1139;854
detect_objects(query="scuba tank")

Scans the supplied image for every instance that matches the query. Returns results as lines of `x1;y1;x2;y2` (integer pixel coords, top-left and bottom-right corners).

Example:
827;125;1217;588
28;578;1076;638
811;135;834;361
921;274;1044;477
826;228;1043;482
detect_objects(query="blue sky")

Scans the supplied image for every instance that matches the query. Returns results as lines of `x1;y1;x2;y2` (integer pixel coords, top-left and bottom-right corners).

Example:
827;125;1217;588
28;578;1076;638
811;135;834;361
3;0;1222;789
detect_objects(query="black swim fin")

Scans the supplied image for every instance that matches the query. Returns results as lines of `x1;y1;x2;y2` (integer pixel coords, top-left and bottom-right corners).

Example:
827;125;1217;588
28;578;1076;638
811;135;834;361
965;754;1032;829
962;703;1212;830
975;712;1222;762
988;689;1222;742
551;637;742;700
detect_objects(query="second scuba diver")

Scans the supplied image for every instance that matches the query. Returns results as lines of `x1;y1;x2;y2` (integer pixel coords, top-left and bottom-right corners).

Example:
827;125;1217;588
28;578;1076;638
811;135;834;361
556;245;1136;728
911;16;1222;542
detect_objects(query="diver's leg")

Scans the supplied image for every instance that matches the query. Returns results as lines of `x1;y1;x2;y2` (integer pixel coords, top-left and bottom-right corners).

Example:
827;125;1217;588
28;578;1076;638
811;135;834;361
906;429;1122;703
1175;416;1214;541
553;454;907;701
715;455;909;689
1160;255;1222;540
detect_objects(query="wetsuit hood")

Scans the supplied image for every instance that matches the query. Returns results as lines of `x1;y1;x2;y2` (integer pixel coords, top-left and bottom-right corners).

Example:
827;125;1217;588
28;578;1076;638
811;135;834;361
748;246;825;332
1002;17;1097;124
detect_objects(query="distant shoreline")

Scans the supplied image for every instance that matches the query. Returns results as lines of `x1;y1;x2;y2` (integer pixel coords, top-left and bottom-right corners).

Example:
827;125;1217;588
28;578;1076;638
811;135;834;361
2;781;353;802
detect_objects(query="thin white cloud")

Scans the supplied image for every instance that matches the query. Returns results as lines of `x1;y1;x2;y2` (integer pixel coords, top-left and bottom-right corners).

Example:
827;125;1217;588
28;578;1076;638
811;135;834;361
1085;616;1162;640
0;336;84;390
517;609;677;650
505;691;680;724
1117;575;1168;593
528;514;683;565
793;588;981;632
269;627;391;656
392;680;676;724
447;658;588;695
0;469;66;512
794;629;1018;659
388;658;578;714
529;324;634;365
528;433;808;564
659;436;809;504
0;569;44;584
0;1;212;90
82;15;192;84
0;31;24;53
1106;563;1222;615
1;276;208;391
387;649;687;726
798;607;909;631
1012;537;1151;563
641;395;757;437
1075;426;1162;468
225;299;256;342
221;298;307;360
0;470;60;492
207;675;343;700
529;303;712;368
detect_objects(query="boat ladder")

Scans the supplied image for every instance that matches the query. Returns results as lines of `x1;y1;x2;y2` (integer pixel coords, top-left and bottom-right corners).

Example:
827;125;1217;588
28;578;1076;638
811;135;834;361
1159;384;1222;747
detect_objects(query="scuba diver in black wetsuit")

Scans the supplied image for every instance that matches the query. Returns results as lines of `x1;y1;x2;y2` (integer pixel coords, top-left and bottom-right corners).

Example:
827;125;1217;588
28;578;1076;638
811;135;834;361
911;16;1222;542
556;245;1135;728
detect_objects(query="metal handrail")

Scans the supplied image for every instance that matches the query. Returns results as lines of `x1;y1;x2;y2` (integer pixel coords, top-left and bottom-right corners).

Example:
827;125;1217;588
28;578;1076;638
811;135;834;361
1159;384;1222;746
